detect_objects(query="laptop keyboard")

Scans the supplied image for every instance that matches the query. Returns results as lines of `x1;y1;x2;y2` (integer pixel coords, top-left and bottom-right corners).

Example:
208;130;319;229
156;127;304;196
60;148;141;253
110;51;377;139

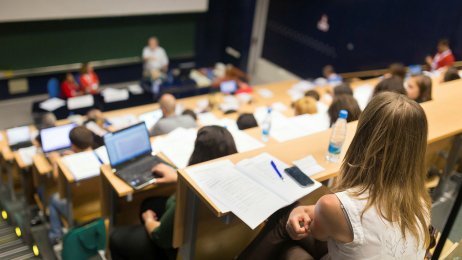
117;156;165;188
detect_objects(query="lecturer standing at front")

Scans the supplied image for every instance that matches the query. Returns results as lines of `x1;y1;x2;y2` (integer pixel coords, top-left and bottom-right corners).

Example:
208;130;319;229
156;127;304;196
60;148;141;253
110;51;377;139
142;36;169;77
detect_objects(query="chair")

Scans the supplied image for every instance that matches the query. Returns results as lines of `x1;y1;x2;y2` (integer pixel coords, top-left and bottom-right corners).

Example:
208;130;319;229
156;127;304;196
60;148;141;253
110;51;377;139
61;218;106;260
47;78;60;98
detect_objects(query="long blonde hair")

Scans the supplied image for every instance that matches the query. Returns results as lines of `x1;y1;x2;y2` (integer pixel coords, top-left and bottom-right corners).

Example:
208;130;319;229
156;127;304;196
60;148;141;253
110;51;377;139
335;92;431;247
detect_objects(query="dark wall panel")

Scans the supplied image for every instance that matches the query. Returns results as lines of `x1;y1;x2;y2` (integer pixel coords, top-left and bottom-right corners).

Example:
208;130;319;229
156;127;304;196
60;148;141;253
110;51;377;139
263;0;462;78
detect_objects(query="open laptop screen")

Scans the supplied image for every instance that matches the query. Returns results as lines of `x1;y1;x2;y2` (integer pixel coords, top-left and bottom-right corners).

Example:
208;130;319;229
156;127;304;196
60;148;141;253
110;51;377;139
104;122;152;167
220;80;237;94
40;123;77;153
6;126;30;145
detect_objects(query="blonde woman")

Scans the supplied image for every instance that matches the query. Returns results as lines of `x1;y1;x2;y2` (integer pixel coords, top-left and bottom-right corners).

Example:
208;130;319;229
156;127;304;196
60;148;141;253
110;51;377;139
294;96;318;116
239;92;431;259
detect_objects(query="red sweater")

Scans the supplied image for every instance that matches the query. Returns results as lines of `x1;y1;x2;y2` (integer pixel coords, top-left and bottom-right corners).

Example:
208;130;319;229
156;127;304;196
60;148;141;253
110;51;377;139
61;81;81;98
80;72;100;94
433;50;455;70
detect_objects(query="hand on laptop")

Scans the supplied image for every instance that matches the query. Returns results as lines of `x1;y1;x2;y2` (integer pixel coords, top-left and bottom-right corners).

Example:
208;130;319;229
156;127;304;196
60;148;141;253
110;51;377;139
152;163;177;184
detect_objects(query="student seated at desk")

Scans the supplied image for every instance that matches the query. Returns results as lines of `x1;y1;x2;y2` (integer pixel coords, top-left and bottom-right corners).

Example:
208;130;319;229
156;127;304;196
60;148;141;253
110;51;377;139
61;72;82;98
372;76;406;97
385;62;406;80
110;125;238;260
327;95;361;126
333;82;353;97
443;67;461;82
304;90;320;101
181;109;197;121
79;62;100;95
294;97;318;116
406;75;432;103
35;112;57;147
47;126;95;244
150;94;197;136
426;39;455;71
237;113;258;130
239;92;432;260
322;65;342;84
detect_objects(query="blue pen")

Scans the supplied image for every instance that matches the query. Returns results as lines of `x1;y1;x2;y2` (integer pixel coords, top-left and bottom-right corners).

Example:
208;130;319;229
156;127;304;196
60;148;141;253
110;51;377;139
270;160;284;180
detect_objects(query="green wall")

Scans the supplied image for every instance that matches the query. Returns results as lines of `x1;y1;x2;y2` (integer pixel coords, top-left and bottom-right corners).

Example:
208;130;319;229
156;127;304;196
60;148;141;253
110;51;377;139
0;14;197;70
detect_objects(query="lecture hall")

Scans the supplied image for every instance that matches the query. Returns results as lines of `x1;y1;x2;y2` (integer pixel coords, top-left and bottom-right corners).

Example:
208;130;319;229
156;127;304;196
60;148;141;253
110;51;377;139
0;0;461;259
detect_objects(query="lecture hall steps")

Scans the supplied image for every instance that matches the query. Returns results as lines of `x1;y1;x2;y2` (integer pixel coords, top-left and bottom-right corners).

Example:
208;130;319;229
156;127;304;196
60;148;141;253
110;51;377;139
0;220;39;260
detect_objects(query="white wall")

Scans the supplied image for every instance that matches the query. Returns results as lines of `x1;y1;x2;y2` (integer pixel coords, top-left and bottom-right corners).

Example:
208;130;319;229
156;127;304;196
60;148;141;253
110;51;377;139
0;0;208;22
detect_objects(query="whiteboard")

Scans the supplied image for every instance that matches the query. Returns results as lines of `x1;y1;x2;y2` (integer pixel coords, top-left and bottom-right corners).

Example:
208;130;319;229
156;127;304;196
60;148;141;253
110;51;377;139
0;0;208;23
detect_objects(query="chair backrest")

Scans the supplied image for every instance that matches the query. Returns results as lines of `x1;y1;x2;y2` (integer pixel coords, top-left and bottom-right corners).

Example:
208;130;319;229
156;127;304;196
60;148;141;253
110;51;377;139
62;218;106;260
47;78;60;98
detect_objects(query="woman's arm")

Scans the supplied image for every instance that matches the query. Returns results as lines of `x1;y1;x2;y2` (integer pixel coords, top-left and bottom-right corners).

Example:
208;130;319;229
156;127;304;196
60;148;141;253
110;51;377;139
286;194;353;243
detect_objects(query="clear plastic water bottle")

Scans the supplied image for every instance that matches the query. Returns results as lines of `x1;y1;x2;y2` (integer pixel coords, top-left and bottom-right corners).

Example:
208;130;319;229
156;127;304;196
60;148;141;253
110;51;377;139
326;110;348;162
261;107;272;142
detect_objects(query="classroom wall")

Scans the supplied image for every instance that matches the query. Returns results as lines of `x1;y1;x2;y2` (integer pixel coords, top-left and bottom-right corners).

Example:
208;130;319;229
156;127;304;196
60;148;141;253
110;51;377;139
262;0;462;78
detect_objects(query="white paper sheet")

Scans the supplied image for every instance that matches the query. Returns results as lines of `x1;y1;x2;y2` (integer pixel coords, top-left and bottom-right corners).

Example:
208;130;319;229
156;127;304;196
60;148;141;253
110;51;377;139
67;95;94;110
6;126;30;145
293;155;325;176
353;85;374;110
138;109;163;130
128;84;144;95
85;121;108;137
107;114;138;130
39;98;66;112
236;153;322;204
94;146;110;165
62;151;102;181
257;88;274;98
186;160;286;229
269;114;330;142
17;146;37;166
102;88;130;103
158;128;197;169
229;129;264;153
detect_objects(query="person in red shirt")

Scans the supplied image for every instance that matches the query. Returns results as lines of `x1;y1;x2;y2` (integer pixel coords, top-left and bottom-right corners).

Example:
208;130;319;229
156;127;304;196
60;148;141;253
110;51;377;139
426;39;455;71
61;72;82;98
79;62;100;94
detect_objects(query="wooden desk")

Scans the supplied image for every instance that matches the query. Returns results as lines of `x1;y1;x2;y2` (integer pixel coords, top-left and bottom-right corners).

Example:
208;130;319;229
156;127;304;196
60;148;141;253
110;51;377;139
56;158;102;227
12;151;35;205
31;154;56;212
173;79;462;259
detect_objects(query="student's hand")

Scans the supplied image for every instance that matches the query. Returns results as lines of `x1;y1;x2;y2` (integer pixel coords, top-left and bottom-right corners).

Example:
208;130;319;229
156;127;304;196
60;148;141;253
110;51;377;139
286;206;312;240
152;163;177;184
426;56;433;65
142;210;161;233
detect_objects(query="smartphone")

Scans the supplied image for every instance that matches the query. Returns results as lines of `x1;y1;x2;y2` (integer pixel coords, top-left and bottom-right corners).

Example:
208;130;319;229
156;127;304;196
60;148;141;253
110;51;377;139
284;166;314;187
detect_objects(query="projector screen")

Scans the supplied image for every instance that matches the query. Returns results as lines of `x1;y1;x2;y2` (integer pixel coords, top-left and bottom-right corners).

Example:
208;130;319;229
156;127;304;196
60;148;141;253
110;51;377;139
0;0;208;23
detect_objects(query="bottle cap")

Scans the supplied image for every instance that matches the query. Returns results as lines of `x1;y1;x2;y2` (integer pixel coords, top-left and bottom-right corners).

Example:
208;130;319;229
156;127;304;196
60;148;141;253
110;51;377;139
339;110;348;119
267;107;273;114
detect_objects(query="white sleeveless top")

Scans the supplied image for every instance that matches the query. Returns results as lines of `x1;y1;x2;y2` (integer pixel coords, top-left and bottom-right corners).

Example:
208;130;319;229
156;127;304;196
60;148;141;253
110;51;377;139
324;189;426;260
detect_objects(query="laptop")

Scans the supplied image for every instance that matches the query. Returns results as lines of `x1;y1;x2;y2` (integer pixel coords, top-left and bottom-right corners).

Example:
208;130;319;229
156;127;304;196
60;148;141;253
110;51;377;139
40;123;77;154
104;122;170;190
220;80;238;94
6;126;32;151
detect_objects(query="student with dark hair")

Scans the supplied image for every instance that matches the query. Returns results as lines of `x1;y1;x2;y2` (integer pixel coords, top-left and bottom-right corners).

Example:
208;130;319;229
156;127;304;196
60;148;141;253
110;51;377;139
239;92;431;259
327;95;361;126
333;83;353;97
322;65;342;83
426;39;455;71
182;109;197;121
48;126;95;244
110;126;238;260
237;113;258;130
304;90;320;101
388;63;407;79
61;72;82;98
407;75;433;103
372;76;406;97
443;67;461;82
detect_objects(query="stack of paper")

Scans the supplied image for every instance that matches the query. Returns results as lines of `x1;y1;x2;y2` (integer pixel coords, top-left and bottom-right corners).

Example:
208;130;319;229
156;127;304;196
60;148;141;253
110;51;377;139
153;128;198;169
94;146;110;165
353;85;374;110
107;115;138;130
219;96;240;112
128;84;144;95
186;153;321;229
257;88;274;98
17;146;37;166
39;98;66;112
85;121;108;137
138;109;163;130
229;129;264;153
67;95;94;110
269;114;330;142
293;155;325;176
102;88;130;103
62;151;102;181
